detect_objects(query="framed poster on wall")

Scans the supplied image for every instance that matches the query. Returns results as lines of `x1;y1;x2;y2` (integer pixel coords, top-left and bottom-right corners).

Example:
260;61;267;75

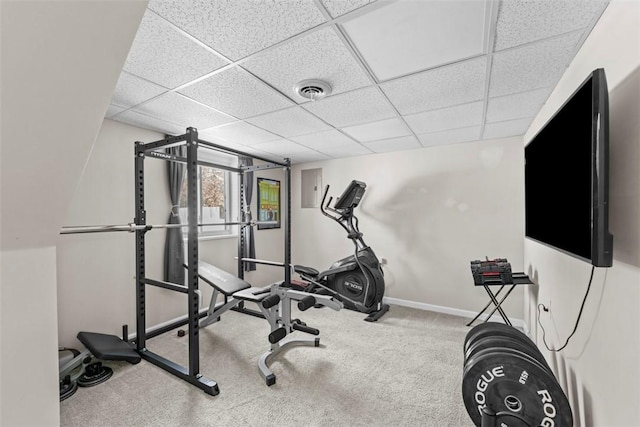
257;178;280;230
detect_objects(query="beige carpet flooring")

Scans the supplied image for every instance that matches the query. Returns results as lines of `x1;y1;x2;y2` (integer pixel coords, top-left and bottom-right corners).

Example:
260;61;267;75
60;304;473;426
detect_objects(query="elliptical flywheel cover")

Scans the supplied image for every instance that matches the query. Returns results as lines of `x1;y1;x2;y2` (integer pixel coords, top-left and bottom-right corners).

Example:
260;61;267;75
334;271;375;307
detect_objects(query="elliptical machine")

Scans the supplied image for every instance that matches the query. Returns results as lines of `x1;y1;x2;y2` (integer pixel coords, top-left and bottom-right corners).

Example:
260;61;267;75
294;180;389;322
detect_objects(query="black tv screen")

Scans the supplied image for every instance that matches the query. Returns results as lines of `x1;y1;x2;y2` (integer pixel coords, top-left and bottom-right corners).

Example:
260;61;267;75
525;68;613;267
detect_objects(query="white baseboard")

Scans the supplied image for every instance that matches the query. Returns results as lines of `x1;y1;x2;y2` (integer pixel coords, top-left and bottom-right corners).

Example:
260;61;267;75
383;296;527;331
143;298;530;339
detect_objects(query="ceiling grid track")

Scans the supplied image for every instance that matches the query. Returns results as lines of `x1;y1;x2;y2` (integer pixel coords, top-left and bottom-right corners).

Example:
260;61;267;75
478;0;501;140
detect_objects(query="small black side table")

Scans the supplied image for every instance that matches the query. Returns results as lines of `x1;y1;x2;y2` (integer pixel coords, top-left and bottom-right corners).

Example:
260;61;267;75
467;272;533;327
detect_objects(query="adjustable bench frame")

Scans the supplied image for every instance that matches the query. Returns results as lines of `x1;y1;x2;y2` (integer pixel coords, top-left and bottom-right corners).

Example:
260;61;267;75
196;260;342;386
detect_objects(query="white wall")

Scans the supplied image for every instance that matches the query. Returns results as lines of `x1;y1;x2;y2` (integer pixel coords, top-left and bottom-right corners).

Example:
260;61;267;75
57;120;176;347
523;1;640;425
63;117;525;358
292;136;526;319
0;2;147;426
1;248;58;425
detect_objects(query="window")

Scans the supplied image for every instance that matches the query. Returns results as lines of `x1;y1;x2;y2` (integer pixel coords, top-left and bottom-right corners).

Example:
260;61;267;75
178;163;236;238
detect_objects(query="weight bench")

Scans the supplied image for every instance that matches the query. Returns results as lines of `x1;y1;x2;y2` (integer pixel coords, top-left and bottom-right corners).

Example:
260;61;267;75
195;260;343;386
197;261;266;327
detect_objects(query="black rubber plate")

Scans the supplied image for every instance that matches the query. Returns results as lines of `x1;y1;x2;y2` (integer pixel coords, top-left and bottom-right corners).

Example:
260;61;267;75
465;346;551;379
77;363;113;387
465;322;538;354
465;335;550;372
462;349;572;427
59;379;78;401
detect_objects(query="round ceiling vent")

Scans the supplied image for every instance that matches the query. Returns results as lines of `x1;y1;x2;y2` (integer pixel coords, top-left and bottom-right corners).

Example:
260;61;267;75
294;79;332;101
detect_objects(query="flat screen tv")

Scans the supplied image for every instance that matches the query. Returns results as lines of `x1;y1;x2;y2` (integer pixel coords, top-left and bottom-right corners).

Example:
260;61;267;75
525;68;613;267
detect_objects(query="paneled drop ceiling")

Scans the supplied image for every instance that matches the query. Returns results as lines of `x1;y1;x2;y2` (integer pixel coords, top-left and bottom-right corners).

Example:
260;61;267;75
107;0;609;164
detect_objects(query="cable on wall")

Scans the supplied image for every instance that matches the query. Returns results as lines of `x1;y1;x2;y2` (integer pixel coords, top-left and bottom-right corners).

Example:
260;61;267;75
537;265;596;352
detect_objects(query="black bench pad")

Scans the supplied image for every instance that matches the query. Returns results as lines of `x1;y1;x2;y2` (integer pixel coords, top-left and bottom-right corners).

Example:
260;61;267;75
198;261;251;296
77;332;141;364
232;286;272;302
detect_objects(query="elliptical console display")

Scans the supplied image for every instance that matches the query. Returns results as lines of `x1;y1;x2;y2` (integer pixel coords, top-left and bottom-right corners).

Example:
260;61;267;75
294;180;389;322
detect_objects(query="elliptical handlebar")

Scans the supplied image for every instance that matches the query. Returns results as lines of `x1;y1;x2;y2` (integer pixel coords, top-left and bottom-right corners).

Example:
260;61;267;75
320;185;338;218
320;184;365;248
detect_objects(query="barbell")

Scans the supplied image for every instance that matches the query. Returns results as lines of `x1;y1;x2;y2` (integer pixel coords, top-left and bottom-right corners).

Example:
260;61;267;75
60;220;278;235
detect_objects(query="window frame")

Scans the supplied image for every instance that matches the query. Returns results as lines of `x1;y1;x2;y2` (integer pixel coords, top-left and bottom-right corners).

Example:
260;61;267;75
179;151;238;240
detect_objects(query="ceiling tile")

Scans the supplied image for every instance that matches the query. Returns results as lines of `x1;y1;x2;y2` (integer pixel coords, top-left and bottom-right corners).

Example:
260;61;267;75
149;0;326;61
106;0;606;162
242;27;371;100
134;92;236;130
418;126;482;147
343;1;488;81
110;72;167;109
247;107;332;138
179;67;294;119
318;142;372;158
363;135;421;153
381;57;487;115
199;121;280;146
123;11;228;89
196;133;236;149
483;117;533;139
489;31;583;97
230;144;270;157
287;151;331;164
114;110;185;135
341;118;411;142
291;129;355;150
251;139;315;156
320;0;377;18
404;101;483;134
486;87;552;123
106;104;126;118
230;144;290;163
302;87;396;127
494;0;609;51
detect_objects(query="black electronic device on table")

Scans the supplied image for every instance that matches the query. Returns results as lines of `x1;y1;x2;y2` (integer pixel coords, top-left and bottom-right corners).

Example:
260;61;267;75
467;258;533;327
470;258;513;286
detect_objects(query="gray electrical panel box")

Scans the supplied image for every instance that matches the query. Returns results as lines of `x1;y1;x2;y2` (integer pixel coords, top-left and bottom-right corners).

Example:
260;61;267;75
301;168;322;208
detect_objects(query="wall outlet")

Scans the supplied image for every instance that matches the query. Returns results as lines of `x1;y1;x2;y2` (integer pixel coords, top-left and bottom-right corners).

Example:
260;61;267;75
539;296;551;312
379;257;387;265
